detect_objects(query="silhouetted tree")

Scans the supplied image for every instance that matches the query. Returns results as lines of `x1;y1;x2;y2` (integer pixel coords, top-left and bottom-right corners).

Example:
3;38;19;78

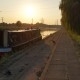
16;21;22;27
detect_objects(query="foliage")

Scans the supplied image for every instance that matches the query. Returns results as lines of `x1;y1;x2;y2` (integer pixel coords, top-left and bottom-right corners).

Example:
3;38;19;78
59;0;80;34
16;21;22;27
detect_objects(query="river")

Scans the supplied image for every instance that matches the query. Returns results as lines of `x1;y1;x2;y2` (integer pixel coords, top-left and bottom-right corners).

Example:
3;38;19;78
41;30;57;39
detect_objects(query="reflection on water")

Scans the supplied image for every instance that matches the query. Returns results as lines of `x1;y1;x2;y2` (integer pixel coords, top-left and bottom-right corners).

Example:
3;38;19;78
41;30;56;39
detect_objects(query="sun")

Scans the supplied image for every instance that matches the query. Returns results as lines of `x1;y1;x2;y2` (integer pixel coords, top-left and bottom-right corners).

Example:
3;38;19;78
23;5;36;18
27;6;35;16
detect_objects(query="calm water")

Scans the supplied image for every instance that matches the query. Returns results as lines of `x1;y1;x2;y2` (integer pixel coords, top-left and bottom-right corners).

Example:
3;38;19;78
41;30;56;39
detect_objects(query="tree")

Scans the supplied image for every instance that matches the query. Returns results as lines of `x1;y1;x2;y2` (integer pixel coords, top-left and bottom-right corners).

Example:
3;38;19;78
59;0;80;34
16;21;22;27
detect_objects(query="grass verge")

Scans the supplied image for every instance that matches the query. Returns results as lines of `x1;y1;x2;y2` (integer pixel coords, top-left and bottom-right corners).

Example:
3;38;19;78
68;29;80;59
68;30;80;42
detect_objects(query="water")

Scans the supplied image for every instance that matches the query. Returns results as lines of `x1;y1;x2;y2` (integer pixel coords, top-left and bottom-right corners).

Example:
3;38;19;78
41;30;57;39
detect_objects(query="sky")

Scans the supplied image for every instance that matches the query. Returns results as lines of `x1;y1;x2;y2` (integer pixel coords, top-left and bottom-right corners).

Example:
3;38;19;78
0;0;61;25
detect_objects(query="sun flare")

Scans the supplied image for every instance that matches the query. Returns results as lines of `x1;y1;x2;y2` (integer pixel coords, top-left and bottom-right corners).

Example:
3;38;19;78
23;5;36;18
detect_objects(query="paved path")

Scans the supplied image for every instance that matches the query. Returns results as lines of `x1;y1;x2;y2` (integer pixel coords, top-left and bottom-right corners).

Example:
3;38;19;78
43;30;80;80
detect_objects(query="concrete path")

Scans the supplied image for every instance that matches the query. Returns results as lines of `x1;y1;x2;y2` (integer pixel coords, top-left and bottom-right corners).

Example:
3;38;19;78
44;30;80;80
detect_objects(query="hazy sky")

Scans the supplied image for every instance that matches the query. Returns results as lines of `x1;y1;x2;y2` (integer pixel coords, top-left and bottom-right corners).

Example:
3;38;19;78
0;0;61;24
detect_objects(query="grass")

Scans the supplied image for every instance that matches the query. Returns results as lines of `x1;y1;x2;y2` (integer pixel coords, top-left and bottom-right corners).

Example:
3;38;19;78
67;29;80;58
68;30;80;43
